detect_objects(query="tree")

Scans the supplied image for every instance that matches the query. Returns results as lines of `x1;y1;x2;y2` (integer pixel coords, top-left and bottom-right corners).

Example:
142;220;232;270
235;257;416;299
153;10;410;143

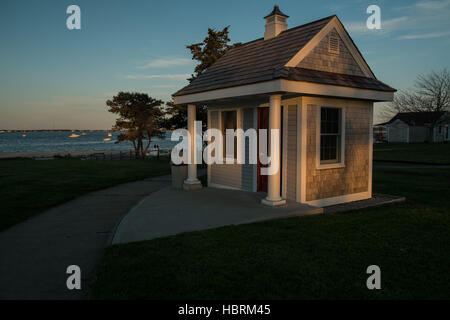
186;26;241;82
107;92;164;158
162;101;207;131
382;68;450;122
162;27;240;131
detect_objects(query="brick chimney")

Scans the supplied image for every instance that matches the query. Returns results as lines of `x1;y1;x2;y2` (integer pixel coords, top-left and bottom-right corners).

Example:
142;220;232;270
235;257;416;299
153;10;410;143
264;5;289;40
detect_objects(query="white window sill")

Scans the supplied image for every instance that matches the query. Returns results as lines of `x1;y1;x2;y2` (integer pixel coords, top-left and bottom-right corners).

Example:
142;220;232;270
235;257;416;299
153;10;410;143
316;162;345;170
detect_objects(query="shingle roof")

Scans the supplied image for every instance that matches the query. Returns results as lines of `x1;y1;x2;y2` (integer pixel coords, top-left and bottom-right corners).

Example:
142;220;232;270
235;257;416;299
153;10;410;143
264;5;289;18
279;67;395;92
173;15;395;97
387;112;446;126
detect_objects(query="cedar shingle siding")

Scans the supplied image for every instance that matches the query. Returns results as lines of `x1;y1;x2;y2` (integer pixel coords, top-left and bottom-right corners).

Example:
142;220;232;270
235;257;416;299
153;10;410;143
305;101;371;201
297;28;364;76
209;108;255;191
286;105;297;201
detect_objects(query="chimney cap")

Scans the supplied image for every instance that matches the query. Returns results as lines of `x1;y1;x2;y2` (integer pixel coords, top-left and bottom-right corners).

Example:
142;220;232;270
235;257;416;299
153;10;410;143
264;5;289;19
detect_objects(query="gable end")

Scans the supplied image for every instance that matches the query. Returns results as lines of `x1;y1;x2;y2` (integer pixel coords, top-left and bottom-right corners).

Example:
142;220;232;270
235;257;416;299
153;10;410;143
297;28;364;77
285;16;375;78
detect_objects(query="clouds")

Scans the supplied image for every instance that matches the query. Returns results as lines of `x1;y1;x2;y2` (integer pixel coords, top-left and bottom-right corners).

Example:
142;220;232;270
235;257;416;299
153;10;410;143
382;17;409;30
345;0;450;40
124;74;190;80
126;56;191;85
399;31;450;40
345;17;408;35
415;0;450;10
122;56;192;102
138;57;192;69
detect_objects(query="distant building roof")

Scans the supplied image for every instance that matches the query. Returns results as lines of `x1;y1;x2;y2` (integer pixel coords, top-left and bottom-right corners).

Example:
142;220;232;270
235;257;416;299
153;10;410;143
387;111;446;126
173;15;395;97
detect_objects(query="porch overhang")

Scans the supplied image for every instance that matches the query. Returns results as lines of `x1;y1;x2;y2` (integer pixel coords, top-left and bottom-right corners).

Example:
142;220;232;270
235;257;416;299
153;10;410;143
173;79;395;105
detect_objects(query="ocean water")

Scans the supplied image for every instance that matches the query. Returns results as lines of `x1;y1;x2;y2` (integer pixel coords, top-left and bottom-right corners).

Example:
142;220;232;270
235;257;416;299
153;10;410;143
0;131;179;153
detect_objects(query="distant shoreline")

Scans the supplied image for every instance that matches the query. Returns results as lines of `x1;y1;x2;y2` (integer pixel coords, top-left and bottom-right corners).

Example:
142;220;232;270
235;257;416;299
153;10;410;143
0;129;171;133
0;130;116;133
0;150;124;159
0;149;169;159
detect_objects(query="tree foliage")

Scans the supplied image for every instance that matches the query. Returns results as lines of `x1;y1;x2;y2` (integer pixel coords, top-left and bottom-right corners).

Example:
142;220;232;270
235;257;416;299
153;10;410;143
162;26;239;131
186;26;240;82
107;92;164;158
162;101;207;131
382;69;450;123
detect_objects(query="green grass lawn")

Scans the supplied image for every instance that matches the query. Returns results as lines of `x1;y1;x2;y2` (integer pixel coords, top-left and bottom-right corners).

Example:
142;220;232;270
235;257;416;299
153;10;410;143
0;158;170;231
373;143;450;163
90;164;450;299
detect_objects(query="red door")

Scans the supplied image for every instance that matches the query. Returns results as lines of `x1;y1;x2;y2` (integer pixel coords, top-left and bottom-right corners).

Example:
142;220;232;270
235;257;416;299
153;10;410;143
257;108;269;192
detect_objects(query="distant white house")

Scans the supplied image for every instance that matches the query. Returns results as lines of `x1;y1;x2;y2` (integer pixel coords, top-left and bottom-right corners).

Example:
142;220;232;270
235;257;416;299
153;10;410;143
384;111;450;143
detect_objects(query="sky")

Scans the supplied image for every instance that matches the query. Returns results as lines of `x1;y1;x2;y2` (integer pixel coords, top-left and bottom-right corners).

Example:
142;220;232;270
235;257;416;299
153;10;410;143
1;0;449;129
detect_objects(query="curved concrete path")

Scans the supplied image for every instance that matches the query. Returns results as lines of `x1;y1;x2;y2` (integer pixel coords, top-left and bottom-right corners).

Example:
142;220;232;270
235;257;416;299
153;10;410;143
0;175;170;300
113;186;322;244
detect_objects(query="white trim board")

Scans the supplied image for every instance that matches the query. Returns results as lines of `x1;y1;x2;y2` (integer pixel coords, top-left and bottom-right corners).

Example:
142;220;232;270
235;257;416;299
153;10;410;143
305;191;371;207
368;104;373;197
284;16;375;78
279;80;393;102
252;107;258;192
282;104;288;199
173;79;394;105
296;98;307;203
207;109;212;186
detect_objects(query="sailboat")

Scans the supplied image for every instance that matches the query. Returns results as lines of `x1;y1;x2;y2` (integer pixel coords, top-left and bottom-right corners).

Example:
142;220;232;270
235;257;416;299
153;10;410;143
22;131;26;137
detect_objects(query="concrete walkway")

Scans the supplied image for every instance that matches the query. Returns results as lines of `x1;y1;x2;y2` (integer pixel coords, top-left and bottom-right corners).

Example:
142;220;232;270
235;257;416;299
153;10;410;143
113;187;322;244
0;175;171;300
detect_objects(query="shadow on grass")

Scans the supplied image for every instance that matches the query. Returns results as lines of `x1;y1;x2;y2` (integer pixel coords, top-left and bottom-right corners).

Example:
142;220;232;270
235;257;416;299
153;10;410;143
90;165;450;299
0;157;171;231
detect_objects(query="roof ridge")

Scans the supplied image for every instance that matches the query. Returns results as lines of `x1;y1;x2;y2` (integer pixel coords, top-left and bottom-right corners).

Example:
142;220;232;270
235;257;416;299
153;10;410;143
279;14;336;35
227;14;336;50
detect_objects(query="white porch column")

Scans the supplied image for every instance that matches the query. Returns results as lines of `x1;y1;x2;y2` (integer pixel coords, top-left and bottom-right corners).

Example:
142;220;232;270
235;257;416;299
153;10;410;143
262;94;286;206
183;104;202;190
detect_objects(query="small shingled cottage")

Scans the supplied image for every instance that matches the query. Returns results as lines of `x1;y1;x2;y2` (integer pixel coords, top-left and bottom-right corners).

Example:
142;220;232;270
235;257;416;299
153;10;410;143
173;5;396;207
384;111;450;143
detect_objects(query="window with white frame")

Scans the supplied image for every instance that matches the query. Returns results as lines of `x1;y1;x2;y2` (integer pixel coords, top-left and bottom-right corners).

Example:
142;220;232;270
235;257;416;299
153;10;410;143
320;107;342;164
222;110;237;159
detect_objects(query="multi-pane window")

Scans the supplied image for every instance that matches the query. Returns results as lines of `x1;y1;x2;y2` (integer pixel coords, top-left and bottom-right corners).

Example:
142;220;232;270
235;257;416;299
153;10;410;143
222;110;237;159
320;107;341;163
